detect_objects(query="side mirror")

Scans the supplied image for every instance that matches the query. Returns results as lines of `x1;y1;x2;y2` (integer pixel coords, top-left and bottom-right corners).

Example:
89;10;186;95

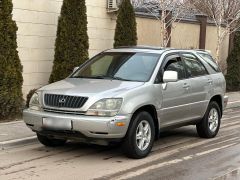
73;67;79;73
163;71;178;83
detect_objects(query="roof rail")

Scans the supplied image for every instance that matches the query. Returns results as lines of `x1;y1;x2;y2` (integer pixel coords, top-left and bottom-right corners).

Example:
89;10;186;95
114;45;167;50
195;49;212;54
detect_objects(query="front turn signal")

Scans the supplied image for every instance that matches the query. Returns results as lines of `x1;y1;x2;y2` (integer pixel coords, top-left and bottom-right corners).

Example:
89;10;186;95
116;122;125;127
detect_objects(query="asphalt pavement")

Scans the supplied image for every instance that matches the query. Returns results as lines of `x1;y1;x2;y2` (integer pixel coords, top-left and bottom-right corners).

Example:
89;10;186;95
0;91;239;180
0;105;239;179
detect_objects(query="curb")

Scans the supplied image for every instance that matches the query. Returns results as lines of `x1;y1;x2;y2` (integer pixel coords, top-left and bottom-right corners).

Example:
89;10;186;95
0;120;23;125
0;136;37;150
226;101;240;109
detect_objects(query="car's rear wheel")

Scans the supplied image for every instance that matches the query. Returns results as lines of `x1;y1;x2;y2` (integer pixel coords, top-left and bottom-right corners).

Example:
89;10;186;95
37;133;66;147
122;111;155;159
196;101;221;138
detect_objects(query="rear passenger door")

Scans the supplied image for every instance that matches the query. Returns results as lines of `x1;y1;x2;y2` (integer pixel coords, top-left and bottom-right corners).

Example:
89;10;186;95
181;53;212;120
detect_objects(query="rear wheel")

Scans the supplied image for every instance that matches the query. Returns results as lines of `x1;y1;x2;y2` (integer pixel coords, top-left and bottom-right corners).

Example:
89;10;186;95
37;133;66;147
122;111;155;159
196;101;221;138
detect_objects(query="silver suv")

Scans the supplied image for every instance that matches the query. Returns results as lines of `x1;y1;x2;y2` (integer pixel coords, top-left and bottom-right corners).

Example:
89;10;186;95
23;46;228;159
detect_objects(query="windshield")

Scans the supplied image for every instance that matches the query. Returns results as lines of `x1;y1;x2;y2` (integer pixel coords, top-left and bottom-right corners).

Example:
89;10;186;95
71;52;160;82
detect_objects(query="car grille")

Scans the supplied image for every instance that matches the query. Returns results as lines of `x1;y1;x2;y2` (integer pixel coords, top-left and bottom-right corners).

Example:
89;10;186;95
43;108;85;115
44;94;88;109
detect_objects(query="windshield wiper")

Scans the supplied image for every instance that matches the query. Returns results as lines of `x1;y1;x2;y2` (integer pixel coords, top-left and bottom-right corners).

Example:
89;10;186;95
72;75;111;79
72;75;133;81
91;75;114;79
111;76;133;81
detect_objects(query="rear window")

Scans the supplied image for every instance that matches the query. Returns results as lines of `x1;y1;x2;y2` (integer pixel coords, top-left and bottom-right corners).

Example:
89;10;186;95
197;52;221;73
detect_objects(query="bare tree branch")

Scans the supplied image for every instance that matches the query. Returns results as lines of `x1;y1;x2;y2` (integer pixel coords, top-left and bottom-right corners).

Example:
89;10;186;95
132;0;191;47
190;0;240;61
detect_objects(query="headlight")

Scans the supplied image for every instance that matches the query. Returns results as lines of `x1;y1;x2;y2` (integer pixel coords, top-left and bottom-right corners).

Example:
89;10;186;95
29;93;41;111
86;98;123;117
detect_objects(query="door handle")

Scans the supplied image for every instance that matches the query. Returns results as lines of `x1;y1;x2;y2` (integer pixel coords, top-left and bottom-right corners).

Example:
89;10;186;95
207;79;213;84
183;83;190;89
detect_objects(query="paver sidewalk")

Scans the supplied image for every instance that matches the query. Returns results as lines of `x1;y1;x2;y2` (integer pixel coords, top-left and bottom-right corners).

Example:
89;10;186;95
0;121;35;142
0;121;36;149
226;91;240;109
0;92;239;148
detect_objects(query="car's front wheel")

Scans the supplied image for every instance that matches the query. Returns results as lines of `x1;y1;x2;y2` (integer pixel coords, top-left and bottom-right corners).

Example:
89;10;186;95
196;101;221;138
122;111;155;159
37;133;66;147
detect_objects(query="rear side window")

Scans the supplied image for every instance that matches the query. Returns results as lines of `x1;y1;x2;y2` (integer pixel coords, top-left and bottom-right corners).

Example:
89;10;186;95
197;52;221;73
182;53;208;77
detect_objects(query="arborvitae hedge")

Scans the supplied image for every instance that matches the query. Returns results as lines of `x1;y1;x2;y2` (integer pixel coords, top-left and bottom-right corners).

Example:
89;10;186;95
114;0;137;48
225;31;240;91
49;0;89;83
0;0;23;120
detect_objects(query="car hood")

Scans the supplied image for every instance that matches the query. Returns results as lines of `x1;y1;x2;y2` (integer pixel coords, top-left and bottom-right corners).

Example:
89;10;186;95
39;78;145;97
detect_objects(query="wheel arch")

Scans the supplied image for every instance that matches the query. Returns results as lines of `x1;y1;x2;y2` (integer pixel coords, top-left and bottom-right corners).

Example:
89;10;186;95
210;95;223;117
129;105;159;139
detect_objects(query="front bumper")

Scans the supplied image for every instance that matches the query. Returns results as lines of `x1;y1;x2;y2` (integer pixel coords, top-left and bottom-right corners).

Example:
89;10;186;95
23;109;131;139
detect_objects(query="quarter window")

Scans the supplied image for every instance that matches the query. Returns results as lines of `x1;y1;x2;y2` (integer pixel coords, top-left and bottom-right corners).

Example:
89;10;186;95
197;52;221;73
182;53;208;77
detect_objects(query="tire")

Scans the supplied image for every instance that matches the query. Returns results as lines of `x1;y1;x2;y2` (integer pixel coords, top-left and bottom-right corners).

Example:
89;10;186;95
196;101;221;138
122;111;155;159
37;133;66;147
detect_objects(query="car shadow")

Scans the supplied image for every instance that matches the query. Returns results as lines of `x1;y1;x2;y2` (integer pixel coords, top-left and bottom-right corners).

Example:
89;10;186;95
32;126;199;160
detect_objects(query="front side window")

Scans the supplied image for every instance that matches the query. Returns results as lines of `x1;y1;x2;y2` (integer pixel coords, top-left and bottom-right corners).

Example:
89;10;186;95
164;57;185;80
71;52;160;82
182;53;208;77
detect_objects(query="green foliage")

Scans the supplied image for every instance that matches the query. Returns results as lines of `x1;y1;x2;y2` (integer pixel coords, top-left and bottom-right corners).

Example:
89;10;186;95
49;0;89;83
0;0;23;120
26;89;37;108
114;0;137;48
225;31;240;91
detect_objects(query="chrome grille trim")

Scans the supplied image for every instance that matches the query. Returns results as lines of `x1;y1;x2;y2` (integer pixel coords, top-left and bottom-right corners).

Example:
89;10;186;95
44;94;88;109
43;108;85;115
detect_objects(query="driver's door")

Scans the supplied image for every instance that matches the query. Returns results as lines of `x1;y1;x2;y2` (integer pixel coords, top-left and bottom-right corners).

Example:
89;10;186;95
159;54;192;127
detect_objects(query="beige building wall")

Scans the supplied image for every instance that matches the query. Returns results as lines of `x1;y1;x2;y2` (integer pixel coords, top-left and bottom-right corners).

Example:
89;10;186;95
171;22;200;49
86;0;116;57
12;0;62;97
136;17;162;46
205;26;229;70
136;19;201;49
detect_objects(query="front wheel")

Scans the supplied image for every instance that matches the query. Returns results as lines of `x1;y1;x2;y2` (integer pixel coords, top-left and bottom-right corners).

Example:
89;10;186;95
122;111;155;159
37;133;66;147
196;101;221;138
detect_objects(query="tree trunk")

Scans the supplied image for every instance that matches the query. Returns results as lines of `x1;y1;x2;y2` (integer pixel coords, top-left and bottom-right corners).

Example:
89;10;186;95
161;10;166;47
216;26;222;62
216;42;221;62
